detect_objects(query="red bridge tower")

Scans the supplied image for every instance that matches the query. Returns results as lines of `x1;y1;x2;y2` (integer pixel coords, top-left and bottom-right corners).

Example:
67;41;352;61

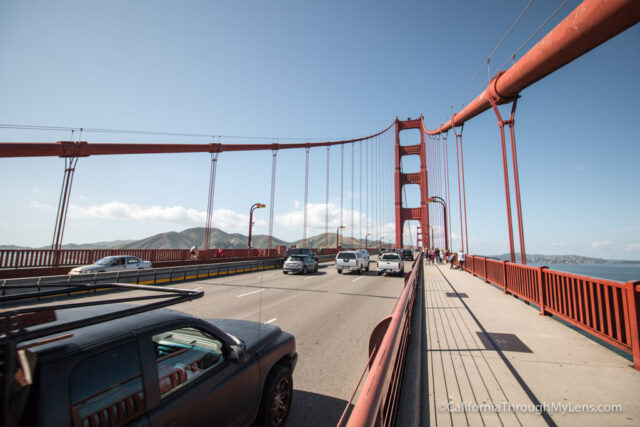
395;116;429;250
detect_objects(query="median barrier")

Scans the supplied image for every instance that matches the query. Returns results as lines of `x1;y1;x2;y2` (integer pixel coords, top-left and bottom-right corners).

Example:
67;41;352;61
0;258;285;302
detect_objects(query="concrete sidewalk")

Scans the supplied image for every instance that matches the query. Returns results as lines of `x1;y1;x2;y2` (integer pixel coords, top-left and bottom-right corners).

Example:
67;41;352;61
424;264;640;426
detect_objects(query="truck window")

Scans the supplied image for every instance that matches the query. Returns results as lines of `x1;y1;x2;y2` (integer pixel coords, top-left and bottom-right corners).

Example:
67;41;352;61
337;253;356;260
70;341;144;426
153;327;225;398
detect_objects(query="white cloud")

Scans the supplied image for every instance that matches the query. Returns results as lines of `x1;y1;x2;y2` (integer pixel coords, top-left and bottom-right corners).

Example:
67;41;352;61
274;202;393;237
591;240;613;249
67;202;266;233
64;201;398;241
625;243;640;252
28;200;52;210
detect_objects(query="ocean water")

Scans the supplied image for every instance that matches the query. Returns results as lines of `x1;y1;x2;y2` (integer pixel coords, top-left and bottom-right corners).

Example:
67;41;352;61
530;263;640;283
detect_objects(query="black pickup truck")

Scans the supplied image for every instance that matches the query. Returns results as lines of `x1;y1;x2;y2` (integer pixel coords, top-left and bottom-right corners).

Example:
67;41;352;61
0;284;297;427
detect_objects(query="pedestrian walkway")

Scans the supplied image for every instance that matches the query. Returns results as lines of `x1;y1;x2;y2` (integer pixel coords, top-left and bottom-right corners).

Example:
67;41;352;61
424;264;640;426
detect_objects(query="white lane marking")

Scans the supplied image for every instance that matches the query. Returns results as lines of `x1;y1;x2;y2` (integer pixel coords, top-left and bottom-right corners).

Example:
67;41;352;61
304;276;314;280
261;274;274;278
237;289;265;298
265;318;277;324
352;276;365;282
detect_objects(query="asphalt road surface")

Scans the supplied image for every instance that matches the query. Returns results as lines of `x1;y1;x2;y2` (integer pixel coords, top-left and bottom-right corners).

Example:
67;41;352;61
34;257;413;426
167;258;411;425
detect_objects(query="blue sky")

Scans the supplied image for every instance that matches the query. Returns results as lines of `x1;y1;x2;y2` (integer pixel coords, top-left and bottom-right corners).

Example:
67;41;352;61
0;0;638;259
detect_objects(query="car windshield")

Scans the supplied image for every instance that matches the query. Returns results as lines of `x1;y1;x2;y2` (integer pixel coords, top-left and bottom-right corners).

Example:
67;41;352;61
288;256;304;261
95;256;118;265
337;252;355;260
381;254;400;260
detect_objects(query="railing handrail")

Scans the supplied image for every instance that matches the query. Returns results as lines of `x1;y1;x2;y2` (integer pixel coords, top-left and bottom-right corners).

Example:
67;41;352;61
456;254;640;370
344;251;424;426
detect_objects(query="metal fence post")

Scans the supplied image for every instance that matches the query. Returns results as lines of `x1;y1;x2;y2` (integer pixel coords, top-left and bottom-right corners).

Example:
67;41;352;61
483;257;488;282
625;281;640;371
503;261;508;294
537;266;548;316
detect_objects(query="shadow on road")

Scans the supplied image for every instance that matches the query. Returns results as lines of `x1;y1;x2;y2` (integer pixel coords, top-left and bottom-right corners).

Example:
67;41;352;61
288;389;351;426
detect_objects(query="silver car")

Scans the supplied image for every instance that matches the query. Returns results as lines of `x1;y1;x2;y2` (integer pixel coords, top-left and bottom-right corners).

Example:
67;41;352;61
283;255;318;274
68;255;153;275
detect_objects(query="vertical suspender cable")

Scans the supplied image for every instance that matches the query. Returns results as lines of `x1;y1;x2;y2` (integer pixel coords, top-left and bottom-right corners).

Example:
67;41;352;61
52;156;78;267
303;147;310;248
454;126;464;253
365;139;369;244
268;150;278;251
508;99;527;264
325;146;330;249
51;129;75;252
351;143;354;246
359;141;363;248
340;144;344;232
443;133;452;252
489;97;516;263
204;151;219;251
377;135;381;245
459;134;469;255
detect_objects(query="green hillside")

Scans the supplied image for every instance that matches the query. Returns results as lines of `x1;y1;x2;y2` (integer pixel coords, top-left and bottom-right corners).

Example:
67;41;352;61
116;227;289;250
47;227;379;250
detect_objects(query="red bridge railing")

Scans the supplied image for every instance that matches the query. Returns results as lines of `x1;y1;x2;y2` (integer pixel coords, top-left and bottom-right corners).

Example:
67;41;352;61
0;247;349;269
460;255;640;370
341;252;424;426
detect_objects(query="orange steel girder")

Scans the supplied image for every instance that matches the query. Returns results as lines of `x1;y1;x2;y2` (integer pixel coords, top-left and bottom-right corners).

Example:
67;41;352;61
395;117;429;250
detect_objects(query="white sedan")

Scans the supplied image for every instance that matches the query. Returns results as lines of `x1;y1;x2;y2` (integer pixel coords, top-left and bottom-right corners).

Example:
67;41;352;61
68;256;153;275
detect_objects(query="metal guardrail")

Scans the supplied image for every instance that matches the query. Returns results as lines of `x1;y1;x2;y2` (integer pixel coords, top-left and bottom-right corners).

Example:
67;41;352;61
340;251;424;426
0;258;286;299
0;248;285;269
459;255;640;371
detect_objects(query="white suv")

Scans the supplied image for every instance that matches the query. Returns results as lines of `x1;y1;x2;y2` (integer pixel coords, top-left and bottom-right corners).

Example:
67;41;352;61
335;250;369;274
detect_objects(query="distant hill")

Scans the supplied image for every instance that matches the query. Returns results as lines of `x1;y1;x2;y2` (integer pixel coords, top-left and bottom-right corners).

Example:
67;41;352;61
3;227;380;251
15;227;377;250
111;227;291;250
487;253;640;265
290;233;379;249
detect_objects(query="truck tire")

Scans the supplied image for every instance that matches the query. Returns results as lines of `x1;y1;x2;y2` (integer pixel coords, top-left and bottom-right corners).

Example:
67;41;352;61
255;364;293;427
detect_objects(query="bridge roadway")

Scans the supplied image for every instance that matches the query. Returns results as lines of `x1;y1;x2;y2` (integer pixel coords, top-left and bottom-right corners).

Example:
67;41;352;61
139;257;410;426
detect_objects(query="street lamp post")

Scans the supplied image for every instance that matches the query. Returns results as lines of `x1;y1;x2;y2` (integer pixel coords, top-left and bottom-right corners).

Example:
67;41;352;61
425;196;449;252
248;203;266;250
336;225;345;249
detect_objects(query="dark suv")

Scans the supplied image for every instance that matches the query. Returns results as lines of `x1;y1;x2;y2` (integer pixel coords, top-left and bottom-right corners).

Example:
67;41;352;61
284;247;318;263
1;284;297;427
400;249;414;261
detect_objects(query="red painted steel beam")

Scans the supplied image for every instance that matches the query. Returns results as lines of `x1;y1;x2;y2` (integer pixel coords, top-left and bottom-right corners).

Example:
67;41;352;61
0;122;395;158
425;0;640;134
